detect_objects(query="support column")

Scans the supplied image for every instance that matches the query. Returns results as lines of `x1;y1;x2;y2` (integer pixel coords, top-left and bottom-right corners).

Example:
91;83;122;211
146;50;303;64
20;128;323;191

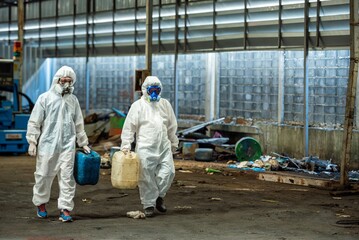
205;53;218;121
303;0;309;157
173;0;179;117
278;51;285;124
145;0;153;73
17;0;24;111
340;0;359;186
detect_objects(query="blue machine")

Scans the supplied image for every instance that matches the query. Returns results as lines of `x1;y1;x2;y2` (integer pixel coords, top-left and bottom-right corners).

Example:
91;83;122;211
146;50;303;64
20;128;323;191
0;59;33;154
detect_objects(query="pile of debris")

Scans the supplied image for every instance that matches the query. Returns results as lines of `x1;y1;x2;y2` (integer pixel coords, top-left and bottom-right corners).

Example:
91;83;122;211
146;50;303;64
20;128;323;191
83;112;359;183
176;117;239;162
227;153;359;182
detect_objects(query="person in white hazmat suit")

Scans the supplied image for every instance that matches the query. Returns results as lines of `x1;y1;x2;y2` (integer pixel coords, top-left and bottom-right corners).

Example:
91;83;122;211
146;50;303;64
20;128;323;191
26;66;91;222
121;76;179;217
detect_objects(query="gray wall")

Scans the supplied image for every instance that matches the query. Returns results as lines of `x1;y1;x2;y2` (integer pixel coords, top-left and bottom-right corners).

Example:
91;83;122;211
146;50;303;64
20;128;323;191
206;123;359;169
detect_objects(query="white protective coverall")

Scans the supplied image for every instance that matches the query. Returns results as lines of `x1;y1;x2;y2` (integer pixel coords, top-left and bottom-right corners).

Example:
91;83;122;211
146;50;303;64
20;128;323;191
26;66;89;211
121;76;179;209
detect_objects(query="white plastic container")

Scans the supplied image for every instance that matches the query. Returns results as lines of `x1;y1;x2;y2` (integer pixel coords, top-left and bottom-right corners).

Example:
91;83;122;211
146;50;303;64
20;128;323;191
110;146;121;163
111;151;140;189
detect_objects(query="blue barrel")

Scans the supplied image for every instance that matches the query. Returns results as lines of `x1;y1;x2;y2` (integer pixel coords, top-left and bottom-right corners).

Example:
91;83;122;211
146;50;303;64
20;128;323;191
74;150;101;185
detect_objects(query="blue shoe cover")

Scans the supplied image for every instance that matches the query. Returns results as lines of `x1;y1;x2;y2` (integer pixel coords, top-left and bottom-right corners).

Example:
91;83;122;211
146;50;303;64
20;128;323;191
59;210;73;222
37;204;47;218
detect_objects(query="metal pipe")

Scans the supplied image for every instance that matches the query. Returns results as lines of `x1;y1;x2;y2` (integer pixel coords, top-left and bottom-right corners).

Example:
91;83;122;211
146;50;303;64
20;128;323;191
316;0;321;47
303;0;309;157
278;51;284;124
244;0;248;49
112;0;116;55
184;0;188;52
39;1;42;67
17;0;24;111
174;0;179;117
92;0;95;56
55;0;58;57
17;0;24;44
278;0;282;48
85;0;91;115
212;0;216;51
135;0;138;53
73;1;76;56
145;0;153;73
8;5;11;46
158;0;162;53
340;0;359;186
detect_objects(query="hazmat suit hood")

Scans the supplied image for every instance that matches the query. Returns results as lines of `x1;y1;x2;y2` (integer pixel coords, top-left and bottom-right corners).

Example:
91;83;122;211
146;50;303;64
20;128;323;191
141;76;162;102
51;66;76;94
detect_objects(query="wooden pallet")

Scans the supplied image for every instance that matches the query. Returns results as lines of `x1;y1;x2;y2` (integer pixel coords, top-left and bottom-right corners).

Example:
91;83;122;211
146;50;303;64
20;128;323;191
257;171;341;189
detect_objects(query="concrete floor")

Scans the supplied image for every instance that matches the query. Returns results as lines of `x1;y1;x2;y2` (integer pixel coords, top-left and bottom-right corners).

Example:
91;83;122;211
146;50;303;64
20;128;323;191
0;155;358;240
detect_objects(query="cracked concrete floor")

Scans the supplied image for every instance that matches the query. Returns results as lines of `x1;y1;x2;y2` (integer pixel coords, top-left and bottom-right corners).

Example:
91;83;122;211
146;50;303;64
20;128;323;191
0;155;358;240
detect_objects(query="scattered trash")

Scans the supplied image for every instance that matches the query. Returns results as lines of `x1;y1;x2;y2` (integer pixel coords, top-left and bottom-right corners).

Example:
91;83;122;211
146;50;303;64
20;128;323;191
210;197;222;201
227;164;266;172
205;168;221;173
126;211;145;219
224;151;359;183
336;214;351;218
267;159;280;171
82;198;92;204
174;206;192;209
178;170;193;173
252;159;264;168
183;185;197;188
332;197;342;200
100;153;111;169
304;156;338;172
226;160;236;164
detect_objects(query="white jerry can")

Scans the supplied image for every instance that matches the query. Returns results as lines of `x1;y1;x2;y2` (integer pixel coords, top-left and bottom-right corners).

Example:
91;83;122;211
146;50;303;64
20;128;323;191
111;151;140;189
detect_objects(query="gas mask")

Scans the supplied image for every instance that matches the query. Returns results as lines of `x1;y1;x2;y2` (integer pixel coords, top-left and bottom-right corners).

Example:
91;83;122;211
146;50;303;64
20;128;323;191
147;85;161;102
55;82;73;95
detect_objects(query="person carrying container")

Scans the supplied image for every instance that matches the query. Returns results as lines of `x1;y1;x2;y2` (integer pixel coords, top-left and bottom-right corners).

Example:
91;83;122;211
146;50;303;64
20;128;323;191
26;66;91;222
121;76;178;217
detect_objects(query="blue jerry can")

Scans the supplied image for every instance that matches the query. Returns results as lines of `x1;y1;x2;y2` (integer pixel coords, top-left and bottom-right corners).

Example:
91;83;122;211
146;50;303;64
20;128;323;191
74;150;101;185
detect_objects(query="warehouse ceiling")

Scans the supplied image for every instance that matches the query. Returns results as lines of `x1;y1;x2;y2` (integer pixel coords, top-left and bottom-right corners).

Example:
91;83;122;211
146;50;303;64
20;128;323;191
0;0;17;7
0;0;353;57
0;0;40;8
